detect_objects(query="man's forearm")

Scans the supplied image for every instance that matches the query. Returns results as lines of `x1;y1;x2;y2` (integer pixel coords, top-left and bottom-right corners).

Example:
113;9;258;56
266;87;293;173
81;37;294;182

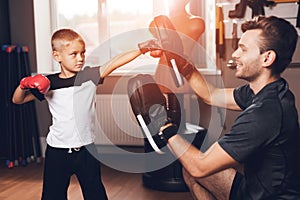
167;134;208;177
184;67;215;105
183;65;239;110
168;135;238;178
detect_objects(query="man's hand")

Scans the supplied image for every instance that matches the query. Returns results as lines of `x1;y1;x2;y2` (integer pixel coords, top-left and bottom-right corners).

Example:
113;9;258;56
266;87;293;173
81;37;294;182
128;74;181;153
139;15;184;59
152;15;192;86
158;123;179;145
151;15;183;57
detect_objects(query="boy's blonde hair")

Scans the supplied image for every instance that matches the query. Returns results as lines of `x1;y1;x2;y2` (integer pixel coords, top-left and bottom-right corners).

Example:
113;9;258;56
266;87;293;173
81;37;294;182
51;28;85;51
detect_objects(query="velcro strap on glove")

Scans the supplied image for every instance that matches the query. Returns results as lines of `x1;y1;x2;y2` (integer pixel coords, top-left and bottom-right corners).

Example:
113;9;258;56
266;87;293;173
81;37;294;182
158;124;178;144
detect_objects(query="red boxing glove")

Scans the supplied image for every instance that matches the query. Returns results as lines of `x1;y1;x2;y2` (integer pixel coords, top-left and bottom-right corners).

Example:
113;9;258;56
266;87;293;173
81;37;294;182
138;39;162;54
150;50;163;58
20;74;50;94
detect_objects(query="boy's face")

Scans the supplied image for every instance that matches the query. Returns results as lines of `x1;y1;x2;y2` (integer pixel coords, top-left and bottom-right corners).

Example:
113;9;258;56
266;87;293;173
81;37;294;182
53;39;86;76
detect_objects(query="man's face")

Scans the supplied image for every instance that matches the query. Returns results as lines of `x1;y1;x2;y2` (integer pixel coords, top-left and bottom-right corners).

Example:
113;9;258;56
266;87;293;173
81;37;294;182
231;29;266;82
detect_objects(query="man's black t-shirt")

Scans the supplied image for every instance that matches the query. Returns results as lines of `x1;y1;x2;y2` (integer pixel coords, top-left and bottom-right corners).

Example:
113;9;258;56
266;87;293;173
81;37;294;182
219;78;300;199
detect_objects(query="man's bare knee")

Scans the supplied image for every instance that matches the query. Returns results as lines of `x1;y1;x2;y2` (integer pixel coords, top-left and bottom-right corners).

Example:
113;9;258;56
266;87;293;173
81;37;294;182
182;167;216;200
182;167;194;187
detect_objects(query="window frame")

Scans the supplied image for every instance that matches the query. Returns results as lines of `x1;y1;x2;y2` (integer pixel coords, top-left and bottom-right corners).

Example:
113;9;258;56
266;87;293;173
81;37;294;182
33;0;217;75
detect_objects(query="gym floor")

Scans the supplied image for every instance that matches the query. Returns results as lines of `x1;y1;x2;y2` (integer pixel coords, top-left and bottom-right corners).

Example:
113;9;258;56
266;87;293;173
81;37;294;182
0;160;193;200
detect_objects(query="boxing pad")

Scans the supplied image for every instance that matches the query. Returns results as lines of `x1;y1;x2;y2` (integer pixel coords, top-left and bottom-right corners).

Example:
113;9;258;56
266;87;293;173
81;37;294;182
128;74;179;154
151;15;185;87
20;74;50;94
151;15;183;55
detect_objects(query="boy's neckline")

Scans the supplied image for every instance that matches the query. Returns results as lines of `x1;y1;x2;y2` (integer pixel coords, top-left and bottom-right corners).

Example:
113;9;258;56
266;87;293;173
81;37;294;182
58;73;76;79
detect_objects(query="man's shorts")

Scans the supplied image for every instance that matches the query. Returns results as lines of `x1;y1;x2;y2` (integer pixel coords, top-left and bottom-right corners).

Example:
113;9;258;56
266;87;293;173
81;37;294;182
229;172;252;200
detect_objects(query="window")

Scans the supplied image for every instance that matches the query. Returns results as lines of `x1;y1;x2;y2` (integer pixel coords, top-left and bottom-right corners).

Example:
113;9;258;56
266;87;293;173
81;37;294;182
34;0;216;74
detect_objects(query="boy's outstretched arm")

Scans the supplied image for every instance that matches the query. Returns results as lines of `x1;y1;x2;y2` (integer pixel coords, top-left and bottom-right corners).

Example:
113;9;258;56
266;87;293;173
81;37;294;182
100;49;142;78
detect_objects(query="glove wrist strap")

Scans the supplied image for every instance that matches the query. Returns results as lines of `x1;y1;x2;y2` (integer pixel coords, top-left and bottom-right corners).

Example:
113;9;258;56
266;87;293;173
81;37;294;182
179;62;196;78
158;124;178;144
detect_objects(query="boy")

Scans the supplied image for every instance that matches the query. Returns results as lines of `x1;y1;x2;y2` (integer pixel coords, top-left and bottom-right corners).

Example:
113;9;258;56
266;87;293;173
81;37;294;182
12;28;146;200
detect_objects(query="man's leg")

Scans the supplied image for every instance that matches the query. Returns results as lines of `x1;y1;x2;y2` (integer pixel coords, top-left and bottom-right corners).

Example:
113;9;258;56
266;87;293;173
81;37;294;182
183;168;216;200
183;167;236;200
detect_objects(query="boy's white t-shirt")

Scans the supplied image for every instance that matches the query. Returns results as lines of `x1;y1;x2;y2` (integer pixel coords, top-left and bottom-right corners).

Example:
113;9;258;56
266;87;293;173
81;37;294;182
38;66;102;148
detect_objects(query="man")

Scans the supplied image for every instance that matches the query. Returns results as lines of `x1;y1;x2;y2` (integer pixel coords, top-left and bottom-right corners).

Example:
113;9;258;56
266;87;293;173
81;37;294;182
143;15;300;199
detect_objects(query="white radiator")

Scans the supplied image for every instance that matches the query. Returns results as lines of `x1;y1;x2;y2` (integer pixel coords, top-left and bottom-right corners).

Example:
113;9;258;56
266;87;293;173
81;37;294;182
94;94;144;146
